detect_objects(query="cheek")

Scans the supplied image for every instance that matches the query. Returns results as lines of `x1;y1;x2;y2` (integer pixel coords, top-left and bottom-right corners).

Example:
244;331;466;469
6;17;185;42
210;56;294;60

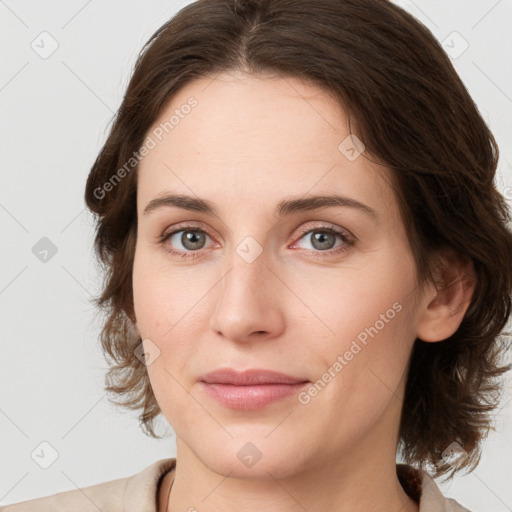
301;292;415;445
304;253;417;403
305;258;415;349
318;295;413;395
133;259;202;422
131;251;214;386
132;248;194;336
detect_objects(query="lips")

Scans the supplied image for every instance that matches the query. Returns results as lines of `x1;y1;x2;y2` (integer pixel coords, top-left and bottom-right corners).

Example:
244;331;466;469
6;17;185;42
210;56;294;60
199;368;309;385
198;368;310;410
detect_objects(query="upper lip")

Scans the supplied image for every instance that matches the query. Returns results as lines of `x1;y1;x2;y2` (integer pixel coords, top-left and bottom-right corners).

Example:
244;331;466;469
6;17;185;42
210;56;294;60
200;368;309;385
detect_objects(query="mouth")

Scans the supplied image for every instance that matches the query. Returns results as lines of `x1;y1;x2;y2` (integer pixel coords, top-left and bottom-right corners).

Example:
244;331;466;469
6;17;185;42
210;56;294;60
198;368;310;410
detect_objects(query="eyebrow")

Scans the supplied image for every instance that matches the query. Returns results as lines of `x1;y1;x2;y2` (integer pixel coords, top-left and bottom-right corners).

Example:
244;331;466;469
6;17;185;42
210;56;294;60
143;192;379;220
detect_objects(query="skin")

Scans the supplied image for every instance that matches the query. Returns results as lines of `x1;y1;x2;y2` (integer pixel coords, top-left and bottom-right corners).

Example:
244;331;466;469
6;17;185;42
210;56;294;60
131;70;475;512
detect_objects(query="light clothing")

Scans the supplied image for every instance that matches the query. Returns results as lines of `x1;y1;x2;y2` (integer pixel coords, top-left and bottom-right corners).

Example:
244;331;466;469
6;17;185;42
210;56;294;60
1;458;471;511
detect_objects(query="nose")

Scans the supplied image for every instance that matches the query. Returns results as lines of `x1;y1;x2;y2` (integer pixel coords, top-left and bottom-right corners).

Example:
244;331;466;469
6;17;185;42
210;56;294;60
208;246;286;344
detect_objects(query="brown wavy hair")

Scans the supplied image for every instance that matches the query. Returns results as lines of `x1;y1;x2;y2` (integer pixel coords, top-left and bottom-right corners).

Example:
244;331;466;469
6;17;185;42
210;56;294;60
84;0;512;478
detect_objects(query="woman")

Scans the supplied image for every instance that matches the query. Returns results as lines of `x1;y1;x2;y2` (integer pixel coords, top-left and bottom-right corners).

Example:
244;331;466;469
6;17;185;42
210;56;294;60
3;0;511;510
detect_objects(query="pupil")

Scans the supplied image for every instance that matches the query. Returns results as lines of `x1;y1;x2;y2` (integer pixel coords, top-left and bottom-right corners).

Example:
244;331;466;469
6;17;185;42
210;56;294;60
183;231;204;249
313;232;335;250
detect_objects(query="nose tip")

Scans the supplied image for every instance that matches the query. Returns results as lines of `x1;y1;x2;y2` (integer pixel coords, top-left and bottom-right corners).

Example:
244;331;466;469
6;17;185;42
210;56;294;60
208;258;285;343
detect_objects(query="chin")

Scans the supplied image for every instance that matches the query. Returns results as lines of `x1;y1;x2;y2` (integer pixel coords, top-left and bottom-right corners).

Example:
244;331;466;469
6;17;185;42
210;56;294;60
188;431;314;481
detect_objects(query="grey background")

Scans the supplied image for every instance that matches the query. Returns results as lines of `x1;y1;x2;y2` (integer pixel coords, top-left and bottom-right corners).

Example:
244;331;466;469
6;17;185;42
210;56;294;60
1;0;511;510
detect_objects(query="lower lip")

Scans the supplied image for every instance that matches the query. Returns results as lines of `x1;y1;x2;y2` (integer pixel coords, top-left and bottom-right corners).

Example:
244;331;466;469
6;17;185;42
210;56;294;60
199;382;309;410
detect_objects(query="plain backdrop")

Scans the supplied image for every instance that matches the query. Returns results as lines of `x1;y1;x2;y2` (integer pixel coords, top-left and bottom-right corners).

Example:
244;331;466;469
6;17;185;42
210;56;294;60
1;0;511;510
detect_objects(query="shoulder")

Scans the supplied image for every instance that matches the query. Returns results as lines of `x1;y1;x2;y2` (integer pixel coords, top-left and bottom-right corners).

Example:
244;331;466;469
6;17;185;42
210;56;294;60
0;458;176;512
397;463;472;512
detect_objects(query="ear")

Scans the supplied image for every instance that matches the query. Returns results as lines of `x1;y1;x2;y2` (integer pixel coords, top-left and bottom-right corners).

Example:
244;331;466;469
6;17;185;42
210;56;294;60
416;249;476;343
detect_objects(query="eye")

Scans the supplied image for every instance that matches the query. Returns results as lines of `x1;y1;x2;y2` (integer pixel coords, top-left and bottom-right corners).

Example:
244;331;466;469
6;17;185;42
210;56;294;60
291;224;355;257
159;222;355;260
160;224;215;260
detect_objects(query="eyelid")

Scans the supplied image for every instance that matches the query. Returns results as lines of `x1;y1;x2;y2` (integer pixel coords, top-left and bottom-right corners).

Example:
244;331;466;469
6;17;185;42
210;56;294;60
161;220;215;239
289;223;355;258
292;221;355;243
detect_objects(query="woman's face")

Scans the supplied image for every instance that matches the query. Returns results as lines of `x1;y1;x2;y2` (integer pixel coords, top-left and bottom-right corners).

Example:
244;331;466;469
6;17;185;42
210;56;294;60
133;71;425;478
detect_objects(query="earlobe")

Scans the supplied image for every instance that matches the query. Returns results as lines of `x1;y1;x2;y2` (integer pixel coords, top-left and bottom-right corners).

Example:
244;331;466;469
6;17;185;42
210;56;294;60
416;250;476;343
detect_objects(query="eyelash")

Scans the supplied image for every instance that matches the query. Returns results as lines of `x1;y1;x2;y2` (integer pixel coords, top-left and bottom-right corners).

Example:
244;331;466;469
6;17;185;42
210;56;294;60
159;223;355;260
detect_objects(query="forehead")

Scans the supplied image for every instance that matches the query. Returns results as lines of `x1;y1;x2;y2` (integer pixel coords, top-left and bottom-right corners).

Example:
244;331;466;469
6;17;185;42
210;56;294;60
146;71;346;159
136;71;397;219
